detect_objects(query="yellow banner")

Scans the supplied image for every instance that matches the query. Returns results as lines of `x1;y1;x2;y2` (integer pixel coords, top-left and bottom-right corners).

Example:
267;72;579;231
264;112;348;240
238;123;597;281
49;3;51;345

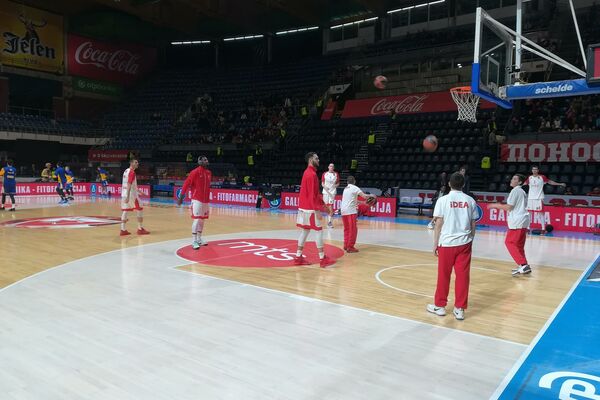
0;0;64;73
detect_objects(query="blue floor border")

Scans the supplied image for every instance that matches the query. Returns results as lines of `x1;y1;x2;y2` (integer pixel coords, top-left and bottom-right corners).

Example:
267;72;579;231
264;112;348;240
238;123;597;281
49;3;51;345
492;253;600;399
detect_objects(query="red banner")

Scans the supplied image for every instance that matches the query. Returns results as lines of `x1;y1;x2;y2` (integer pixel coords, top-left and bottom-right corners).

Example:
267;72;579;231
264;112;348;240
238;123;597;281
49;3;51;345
280;192;397;218
14;182;150;197
341;91;495;118
88;149;130;162
171;188;397;217
501;140;600;163
478;202;600;232
67;35;157;86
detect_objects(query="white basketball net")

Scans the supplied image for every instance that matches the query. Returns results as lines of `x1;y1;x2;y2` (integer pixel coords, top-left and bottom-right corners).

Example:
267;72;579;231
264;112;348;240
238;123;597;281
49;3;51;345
450;87;480;123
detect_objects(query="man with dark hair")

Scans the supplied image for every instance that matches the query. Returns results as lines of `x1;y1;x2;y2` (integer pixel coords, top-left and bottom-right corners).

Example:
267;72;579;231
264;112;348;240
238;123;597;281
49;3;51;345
0;159;17;211
524;165;565;230
121;159;149;236
427;172;478;321
295;152;334;268
340;176;375;253
55;162;69;204
178;156;211;249
458;165;470;194
489;174;531;275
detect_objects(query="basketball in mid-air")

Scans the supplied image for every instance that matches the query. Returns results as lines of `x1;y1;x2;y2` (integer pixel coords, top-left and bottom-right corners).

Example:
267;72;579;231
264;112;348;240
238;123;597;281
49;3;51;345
366;196;377;206
373;75;387;90
423;135;438;152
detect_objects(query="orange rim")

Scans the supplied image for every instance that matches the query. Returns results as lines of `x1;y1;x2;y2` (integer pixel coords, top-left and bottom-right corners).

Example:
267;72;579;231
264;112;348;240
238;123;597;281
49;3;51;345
450;86;472;94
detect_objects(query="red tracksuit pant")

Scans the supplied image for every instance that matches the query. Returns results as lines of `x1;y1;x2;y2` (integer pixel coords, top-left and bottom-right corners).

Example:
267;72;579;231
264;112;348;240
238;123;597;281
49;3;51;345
435;242;472;309
505;228;528;265
342;214;358;249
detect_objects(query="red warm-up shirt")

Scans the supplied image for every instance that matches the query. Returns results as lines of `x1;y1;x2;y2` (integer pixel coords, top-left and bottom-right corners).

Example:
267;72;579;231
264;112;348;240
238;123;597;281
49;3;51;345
299;165;323;211
181;166;211;202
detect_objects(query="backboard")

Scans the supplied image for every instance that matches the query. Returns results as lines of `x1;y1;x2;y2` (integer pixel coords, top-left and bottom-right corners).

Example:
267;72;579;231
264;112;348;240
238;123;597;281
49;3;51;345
472;2;600;109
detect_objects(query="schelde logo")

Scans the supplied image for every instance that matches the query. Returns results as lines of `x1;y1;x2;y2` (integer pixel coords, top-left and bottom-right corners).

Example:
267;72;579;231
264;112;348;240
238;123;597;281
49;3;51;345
534;83;574;95
370;95;428;115
75;41;141;75
0;216;121;229
539;371;600;399
176;238;344;268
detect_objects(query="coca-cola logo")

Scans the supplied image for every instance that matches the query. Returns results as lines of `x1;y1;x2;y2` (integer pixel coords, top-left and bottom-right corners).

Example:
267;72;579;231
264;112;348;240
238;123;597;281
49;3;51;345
74;41;141;75
370;95;428;115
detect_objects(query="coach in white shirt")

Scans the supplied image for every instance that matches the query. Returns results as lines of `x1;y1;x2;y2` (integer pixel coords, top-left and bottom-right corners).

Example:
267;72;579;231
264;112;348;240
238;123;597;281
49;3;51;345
489;174;531;276
427;172;478;321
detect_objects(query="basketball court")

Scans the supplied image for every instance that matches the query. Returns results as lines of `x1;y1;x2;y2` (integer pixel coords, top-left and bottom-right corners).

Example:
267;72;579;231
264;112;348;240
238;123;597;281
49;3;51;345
0;196;598;399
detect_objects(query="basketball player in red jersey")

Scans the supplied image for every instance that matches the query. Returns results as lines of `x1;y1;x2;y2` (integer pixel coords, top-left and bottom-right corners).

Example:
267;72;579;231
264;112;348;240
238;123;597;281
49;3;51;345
295;152;335;268
120;159;149;236
177;156;211;249
321;163;339;228
427;172;478;321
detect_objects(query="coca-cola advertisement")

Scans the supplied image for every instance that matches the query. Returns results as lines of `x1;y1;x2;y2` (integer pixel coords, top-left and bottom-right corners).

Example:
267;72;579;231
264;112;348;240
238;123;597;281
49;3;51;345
67;34;157;86
341;91;495;118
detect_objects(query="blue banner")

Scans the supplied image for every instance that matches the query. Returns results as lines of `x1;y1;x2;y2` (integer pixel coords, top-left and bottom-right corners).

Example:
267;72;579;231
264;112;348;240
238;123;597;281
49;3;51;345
505;78;600;100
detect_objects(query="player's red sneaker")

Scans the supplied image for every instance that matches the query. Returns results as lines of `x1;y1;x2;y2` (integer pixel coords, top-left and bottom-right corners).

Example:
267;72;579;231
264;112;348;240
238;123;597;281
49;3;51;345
120;230;131;236
346;247;359;253
293;256;310;265
137;228;150;235
320;256;335;268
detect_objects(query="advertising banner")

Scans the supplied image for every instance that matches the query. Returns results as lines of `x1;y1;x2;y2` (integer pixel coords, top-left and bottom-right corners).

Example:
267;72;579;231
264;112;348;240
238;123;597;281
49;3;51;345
0;0;64;73
73;76;122;97
15;182;150;198
67;34;157;86
88;149;130;162
478;202;600;233
171;188;397;217
280;192;397;218
341;91;495;118
501;140;600;163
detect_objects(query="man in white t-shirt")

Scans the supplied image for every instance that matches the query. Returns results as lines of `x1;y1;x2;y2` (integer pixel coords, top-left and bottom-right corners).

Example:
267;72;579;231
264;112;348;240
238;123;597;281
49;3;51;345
120;159;149;236
322;163;340;228
524;165;565;230
489;174;531;276
340;176;375;253
427;172;478;321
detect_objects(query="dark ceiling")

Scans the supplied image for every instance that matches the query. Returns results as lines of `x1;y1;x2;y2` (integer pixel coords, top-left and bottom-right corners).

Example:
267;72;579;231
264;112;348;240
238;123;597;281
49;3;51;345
18;0;423;39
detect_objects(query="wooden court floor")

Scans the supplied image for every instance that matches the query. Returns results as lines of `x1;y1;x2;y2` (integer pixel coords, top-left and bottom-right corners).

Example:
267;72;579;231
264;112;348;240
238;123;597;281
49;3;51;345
0;198;587;345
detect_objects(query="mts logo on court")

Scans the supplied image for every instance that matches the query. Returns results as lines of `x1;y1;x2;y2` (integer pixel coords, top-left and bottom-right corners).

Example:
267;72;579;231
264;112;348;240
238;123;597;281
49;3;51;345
539;371;600;399
217;241;296;261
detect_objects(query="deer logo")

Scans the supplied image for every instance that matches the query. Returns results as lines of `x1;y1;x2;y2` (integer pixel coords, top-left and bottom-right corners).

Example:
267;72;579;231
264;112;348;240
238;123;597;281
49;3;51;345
18;14;47;42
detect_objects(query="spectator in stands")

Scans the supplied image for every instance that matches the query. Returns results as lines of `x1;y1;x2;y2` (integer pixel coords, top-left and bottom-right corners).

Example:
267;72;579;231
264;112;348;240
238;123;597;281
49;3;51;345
459;166;471;194
41;163;52;182
186;152;193;163
587;187;600;197
564;186;575;195
31;163;36;177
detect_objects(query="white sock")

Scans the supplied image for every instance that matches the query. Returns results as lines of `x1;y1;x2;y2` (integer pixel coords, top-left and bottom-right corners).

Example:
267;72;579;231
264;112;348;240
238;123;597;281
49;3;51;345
327;215;332;223
297;229;309;251
121;211;127;230
192;233;198;242
319;249;325;259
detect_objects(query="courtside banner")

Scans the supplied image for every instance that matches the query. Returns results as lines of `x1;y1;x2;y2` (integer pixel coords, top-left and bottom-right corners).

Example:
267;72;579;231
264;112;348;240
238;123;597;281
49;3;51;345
341;91;495;118
15;183;150;197
0;0;64;73
88;149;130;162
501;140;600;163
67;34;157;86
280;192;397;217
173;188;264;207
478;202;600;232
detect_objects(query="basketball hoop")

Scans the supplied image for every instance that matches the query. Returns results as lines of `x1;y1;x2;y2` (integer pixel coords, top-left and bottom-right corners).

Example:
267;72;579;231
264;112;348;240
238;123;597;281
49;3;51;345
450;86;480;123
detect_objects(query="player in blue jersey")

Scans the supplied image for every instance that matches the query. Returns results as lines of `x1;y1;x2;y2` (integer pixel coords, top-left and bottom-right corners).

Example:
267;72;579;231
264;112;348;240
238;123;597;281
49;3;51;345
0;159;17;211
65;166;75;200
97;167;109;196
55;162;69;204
